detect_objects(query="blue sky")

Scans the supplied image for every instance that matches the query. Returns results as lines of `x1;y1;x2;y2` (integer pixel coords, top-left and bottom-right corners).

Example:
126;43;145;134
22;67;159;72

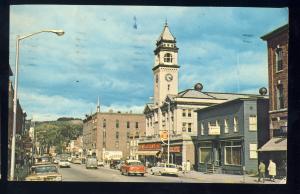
9;5;288;121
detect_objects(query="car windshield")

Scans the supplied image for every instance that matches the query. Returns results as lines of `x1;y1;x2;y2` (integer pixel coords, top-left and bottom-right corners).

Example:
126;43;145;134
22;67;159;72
129;162;142;166
32;166;58;174
166;164;176;168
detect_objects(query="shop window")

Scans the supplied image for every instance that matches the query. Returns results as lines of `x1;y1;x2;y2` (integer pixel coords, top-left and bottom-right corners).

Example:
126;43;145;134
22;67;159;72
249;143;257;159
249;115;257;131
224;142;241;165
199;142;212;163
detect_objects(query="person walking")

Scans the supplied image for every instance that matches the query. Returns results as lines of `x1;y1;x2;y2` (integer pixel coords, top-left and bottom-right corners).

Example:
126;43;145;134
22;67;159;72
258;161;266;183
268;159;277;182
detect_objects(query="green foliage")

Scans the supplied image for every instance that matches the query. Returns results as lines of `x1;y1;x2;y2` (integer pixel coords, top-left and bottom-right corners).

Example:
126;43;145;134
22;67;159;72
34;120;83;154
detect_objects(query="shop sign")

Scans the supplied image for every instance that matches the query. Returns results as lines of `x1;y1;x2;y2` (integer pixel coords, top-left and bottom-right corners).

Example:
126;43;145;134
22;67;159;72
138;143;161;151
163;146;181;153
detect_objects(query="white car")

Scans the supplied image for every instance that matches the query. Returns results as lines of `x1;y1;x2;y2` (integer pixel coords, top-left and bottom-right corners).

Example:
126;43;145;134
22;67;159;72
58;159;71;168
150;163;179;176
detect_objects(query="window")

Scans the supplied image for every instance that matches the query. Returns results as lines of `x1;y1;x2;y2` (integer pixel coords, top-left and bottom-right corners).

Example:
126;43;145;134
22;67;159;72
127;132;130;139
224;141;242;165
224;119;229;133
199;142;212;163
277;84;284;109
188;123;192;132
249;115;257;131
115;141;119;148
208;120;220;135
182;122;187;132
168;84;170;91
135;122;139;129
126;142;130;149
116;131;119;139
116;120;119;128
103;142;106;148
233;116;239;132
188;109;192;117
103;119;106;128
249;143;258;159
164;53;173;63
103;131;106;138
275;47;283;72
127;121;130;128
200;123;204;135
156;75;158;83
182;109;186;117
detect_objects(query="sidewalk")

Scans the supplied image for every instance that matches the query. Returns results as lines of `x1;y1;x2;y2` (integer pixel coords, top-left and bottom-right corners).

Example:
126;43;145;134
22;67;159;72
178;170;286;184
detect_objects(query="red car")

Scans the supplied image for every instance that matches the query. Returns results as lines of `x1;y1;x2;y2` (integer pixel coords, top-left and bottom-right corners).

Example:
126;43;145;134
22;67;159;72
120;160;145;176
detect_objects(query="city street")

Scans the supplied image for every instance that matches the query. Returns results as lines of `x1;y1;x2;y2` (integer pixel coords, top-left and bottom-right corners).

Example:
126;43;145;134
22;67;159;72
59;164;199;183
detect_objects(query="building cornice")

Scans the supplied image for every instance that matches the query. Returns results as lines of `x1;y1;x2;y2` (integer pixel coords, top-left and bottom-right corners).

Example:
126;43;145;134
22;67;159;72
152;64;180;71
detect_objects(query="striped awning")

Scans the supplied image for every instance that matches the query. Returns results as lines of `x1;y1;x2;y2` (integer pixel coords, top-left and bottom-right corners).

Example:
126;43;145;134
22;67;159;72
136;150;159;156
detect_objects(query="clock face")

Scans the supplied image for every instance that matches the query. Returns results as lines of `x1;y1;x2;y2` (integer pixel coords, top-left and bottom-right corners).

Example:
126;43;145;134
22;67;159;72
165;73;173;82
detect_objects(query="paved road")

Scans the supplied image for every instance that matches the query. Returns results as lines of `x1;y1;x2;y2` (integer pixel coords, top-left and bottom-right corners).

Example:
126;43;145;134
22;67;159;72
59;163;200;183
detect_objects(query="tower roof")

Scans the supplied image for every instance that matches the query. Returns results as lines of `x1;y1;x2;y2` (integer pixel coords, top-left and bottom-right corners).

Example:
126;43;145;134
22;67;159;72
157;22;176;42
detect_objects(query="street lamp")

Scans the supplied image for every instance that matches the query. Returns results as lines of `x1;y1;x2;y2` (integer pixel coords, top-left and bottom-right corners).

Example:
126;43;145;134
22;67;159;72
163;101;171;165
10;29;64;180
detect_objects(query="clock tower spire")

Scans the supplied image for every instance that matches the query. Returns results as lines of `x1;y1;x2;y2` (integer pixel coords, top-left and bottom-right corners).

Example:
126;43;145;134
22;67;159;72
153;22;180;107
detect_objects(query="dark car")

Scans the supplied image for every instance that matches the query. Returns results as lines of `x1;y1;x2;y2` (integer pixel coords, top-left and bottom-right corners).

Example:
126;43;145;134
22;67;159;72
110;160;121;169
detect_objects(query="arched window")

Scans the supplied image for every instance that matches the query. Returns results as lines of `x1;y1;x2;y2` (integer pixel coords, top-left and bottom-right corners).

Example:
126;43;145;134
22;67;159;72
164;53;173;63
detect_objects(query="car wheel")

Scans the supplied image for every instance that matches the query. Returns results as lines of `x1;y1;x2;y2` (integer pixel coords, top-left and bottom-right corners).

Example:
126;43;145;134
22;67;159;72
150;170;154;175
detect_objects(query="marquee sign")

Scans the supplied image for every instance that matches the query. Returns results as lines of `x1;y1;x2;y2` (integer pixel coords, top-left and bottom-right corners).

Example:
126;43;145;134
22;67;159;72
138;143;161;151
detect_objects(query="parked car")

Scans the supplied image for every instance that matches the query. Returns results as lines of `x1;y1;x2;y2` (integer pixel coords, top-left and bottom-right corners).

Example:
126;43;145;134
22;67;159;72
58;159;70;168
86;156;98;169
34;156;52;165
25;164;62;181
53;156;60;164
149;163;179;176
71;157;82;164
97;161;104;167
110;160;121;169
116;161;125;171
120;160;145;176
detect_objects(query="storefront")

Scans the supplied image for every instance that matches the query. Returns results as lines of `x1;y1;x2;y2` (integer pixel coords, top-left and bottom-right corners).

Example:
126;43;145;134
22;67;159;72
197;139;244;175
162;145;182;165
137;142;161;166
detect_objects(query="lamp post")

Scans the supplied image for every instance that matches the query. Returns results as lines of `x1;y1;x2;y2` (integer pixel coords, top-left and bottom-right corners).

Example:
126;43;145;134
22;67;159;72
10;29;64;180
163;101;171;165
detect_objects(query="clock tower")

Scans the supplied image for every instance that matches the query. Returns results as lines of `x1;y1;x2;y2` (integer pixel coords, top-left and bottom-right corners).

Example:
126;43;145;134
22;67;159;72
153;22;179;107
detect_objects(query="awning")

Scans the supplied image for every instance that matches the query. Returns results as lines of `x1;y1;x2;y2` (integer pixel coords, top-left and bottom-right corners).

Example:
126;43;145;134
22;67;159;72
258;137;287;152
136;150;159;156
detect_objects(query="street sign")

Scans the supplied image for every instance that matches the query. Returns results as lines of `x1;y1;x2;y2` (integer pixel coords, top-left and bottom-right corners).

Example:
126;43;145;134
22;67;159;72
160;130;168;141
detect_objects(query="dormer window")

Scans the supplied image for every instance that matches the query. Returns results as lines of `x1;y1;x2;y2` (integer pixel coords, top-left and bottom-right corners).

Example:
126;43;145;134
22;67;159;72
275;47;283;72
164;53;173;63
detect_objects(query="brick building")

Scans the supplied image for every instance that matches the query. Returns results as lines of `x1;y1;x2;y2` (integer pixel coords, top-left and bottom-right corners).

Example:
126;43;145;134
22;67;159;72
83;103;145;162
259;24;288;177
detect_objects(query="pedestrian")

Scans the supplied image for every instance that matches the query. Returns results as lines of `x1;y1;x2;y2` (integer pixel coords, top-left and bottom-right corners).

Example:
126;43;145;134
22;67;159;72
258;161;266;183
268;159;276;182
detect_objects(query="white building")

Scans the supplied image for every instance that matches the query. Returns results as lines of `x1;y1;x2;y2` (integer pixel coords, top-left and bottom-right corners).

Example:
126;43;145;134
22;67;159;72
139;22;264;168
